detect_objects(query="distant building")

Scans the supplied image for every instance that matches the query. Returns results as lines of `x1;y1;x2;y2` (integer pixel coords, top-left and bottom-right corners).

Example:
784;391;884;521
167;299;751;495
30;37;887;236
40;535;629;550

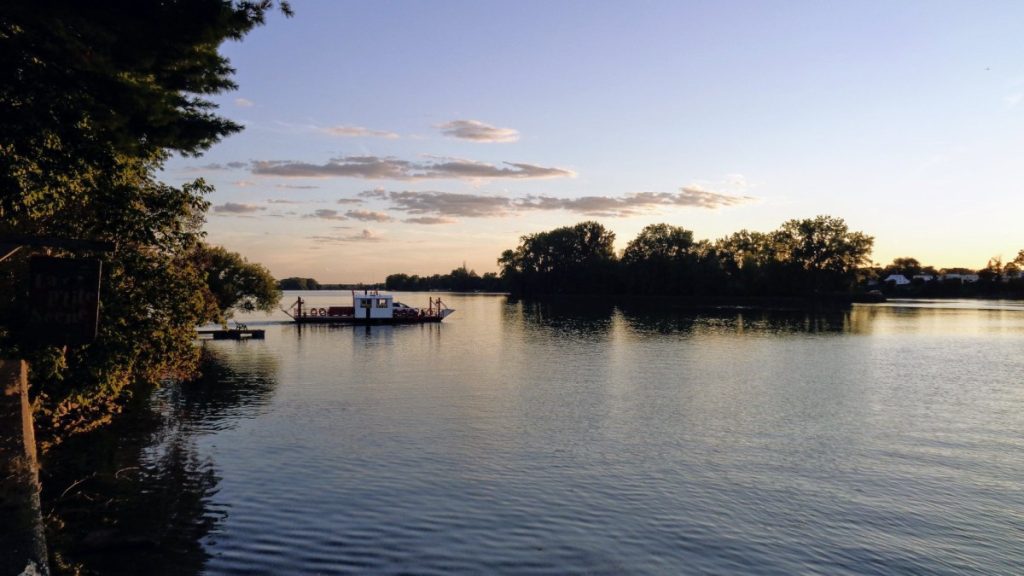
884;274;911;285
942;273;980;283
912;274;935;282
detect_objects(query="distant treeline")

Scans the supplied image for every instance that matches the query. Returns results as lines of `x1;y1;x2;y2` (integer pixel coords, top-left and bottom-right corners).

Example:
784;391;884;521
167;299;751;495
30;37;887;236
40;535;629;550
867;255;1024;298
497;217;874;298
277;277;383;291
297;218;1024;300
386;267;506;292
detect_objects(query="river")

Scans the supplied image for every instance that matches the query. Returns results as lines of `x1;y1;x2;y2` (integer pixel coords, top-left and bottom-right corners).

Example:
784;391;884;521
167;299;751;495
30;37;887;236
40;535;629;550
42;294;1024;575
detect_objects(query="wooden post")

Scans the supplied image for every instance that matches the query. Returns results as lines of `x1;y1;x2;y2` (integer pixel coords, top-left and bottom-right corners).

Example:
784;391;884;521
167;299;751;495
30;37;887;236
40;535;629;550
0;359;49;575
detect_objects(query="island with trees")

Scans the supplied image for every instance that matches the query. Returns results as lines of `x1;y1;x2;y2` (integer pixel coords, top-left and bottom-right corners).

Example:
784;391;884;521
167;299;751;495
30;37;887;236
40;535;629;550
380;218;1023;302
495;217;874;301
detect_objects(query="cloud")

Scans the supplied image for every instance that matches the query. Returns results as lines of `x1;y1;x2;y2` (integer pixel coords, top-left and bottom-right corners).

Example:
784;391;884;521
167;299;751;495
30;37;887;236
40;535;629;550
361;187;753;218
438;119;519;143
250;156;574;181
303;209;348;221
336;198;363;204
267;198;303;204
234;98;255;107
213;202;266;214
308;229;382;243
345;209;394;222
185;161;247;172
276;183;319;189
518;187;753;216
405;216;457;225
363;190;513;217
322;125;399;139
723;174;749;189
233;180;255;187
353;229;381;241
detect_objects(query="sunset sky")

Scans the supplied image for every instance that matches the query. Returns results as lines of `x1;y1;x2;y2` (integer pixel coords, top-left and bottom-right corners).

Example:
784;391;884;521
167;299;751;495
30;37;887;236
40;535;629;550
163;1;1024;282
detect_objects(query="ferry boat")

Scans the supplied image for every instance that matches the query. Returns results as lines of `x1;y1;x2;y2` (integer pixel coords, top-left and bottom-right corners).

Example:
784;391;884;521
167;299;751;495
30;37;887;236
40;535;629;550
283;291;455;324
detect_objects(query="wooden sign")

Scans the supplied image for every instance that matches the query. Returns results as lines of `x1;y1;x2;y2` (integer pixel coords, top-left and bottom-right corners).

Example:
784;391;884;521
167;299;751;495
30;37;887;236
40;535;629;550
29;256;102;344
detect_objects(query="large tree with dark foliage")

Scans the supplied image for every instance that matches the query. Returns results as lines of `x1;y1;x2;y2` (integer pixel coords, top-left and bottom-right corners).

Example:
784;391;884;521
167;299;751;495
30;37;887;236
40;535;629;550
499;221;618;295
621;223;697;294
771;216;874;295
0;1;288;444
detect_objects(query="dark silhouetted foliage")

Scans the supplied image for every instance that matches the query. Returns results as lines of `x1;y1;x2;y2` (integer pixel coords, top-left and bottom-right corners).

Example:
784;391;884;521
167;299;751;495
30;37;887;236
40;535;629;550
498;216;874;298
278;277;321;290
0;0;289;444
499;221;618;295
386;267;506;292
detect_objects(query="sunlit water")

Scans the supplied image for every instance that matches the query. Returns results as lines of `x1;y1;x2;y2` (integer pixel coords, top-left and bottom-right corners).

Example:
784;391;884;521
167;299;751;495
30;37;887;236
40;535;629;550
45;294;1024;575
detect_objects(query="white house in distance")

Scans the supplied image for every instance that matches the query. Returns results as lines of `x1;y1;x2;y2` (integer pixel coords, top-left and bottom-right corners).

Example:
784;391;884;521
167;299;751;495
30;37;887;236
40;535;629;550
879;270;1016;286
941;273;980;283
884;274;911;285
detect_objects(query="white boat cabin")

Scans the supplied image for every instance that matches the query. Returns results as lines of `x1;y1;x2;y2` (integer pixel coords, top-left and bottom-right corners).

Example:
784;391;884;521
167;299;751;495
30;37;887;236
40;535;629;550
353;293;395;320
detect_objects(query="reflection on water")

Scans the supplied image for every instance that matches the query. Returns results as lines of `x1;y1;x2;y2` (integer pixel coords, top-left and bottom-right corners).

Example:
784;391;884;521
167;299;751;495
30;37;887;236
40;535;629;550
41;348;279;575
43;295;1024;574
620;306;854;336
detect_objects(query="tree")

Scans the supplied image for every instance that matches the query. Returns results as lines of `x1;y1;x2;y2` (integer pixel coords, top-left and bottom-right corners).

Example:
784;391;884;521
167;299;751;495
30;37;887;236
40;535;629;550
621;223;696;294
1;1;290;444
193;244;281;326
978;256;1004;284
499;222;617;295
1014;249;1024;269
771;216;874;295
884;257;923;278
278;277;321;290
714;230;780;295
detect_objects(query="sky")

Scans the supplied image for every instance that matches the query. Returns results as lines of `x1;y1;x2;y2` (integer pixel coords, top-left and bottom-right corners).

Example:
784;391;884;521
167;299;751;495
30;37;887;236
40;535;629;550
163;1;1024;283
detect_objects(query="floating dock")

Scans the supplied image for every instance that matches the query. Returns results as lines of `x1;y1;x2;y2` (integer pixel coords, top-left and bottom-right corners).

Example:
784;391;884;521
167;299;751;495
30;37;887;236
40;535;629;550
196;328;265;340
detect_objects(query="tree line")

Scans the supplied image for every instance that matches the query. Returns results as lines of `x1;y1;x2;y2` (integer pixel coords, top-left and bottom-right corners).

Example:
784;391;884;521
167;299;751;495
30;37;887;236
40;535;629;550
866;253;1024;298
495;217;874;298
277;277;384;291
385;267;505;292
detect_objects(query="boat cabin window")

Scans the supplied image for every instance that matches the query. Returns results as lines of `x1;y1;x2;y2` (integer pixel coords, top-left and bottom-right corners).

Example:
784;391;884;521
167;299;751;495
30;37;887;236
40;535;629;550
376;298;389;308
359;299;372;308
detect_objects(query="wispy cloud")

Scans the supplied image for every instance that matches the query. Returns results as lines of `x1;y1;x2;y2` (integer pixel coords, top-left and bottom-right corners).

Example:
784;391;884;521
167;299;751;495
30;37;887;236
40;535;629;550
362;190;512;217
276;183;320;190
251;156;574;181
213;202;266;214
345;209;394;222
268;198;303;204
360;187;753;218
405;216;457;225
309;229;382;243
322;125;400;139
185;161;248;172
233;180;256;187
234;98;255;108
336;198;363;205
438;119;519;143
351;229;381;242
518;187;753;216
303;209;349;221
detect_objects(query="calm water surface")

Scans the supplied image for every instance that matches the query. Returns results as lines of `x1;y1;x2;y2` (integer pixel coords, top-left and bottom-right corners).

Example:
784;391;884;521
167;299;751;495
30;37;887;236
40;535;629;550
45;294;1024;574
